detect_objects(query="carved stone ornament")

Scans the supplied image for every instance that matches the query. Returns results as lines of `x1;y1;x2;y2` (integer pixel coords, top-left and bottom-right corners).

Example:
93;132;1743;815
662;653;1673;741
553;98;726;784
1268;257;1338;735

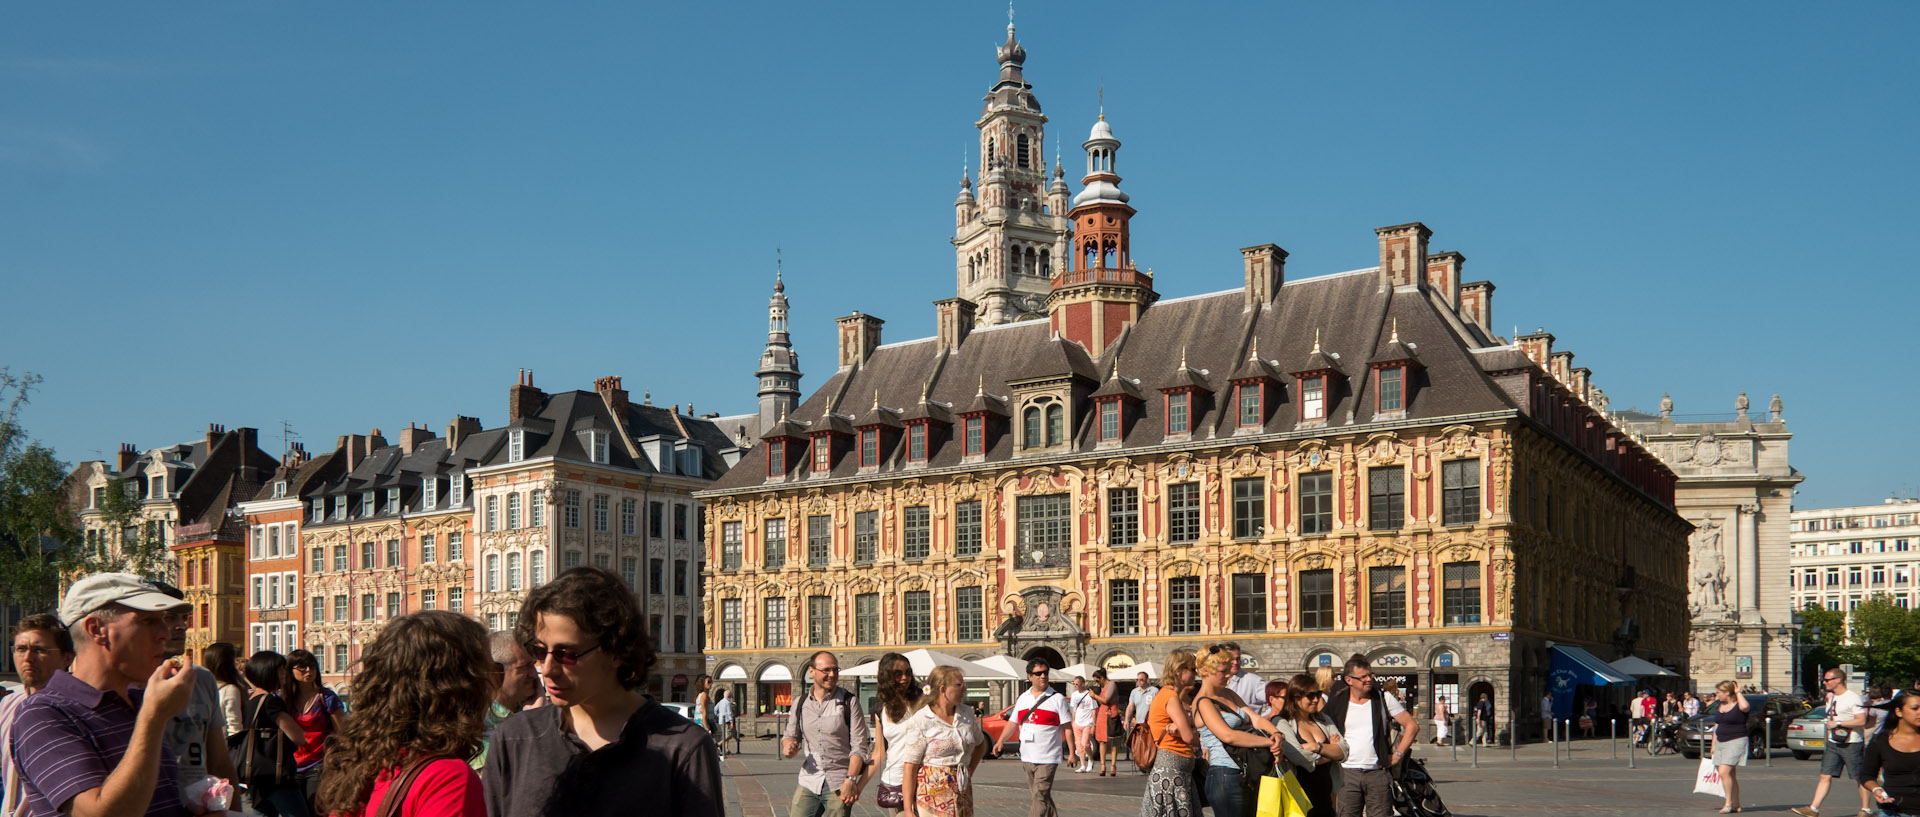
1102;559;1140;580
1229;447;1263;476
1166;560;1199;578
1672;434;1728;467
1368;434;1399;464
1102;459;1137;487
1449;545;1475;563
1299;553;1332;571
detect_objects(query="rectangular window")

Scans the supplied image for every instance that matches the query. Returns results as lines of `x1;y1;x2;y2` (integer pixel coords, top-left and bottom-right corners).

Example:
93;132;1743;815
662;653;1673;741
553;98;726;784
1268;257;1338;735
310;498;324;523
311;596;325;622
1378;368;1403;412
1442;460;1481;526
908;424;926;461
902;506;930;560
1232;478;1265;540
854;511;877;564
507;493;522;529
385;591;401;618
621;498;637;536
251;576;263;609
1299;472;1334;535
1302;377;1325;420
855;593;879;645
361;594;375;621
808;595;832;647
1369;467;1405;531
590;431;610;464
808;515;831;566
333;544;348;571
1168;482;1200;544
1443;561;1483;625
592;495;609;533
1109;578;1140;635
1016;494;1071;568
1299;569;1335;631
813;436;831;472
674;505;689;540
1167;392;1189;434
903;591;931;643
721;598;741;649
1108;488;1139;547
649;502;665;538
762;598;787;649
955;586;983;642
1168;576;1201;635
450;474;465;507
448;532;463;562
485;554;499;592
386;539;400;568
764;518;787;570
362;491;376;517
485;496;498;532
361;542;375;570
564;491;581;529
422;589;437;610
530;490;544;528
267;526;280;559
860;430;878;467
964;417;983;455
649;558;664;593
508;428;524;462
674;560;689;596
422;477;436;510
1099;401;1120;441
1370;566;1407;629
1239;383;1261;427
720;521;741;571
310;547;324;574
954;501;983;557
1231;573;1267;632
449;587;463;612
333;595;346;622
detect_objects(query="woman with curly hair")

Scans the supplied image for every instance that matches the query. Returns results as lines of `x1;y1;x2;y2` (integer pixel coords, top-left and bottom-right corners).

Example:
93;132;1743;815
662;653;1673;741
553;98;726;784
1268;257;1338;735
1139;648;1199;817
314;611;491;817
870;652;923;815
482;566;723;817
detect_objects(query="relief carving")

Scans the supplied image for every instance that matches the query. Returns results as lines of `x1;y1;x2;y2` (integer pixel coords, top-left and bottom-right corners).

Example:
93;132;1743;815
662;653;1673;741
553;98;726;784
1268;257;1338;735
1689;518;1729;621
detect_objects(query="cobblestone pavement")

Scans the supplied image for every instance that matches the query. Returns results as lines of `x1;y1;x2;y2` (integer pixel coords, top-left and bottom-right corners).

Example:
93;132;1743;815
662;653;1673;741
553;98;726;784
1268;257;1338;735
721;736;1867;817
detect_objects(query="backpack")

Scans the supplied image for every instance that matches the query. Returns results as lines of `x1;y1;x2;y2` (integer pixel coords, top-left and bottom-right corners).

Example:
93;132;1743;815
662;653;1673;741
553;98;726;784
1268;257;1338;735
230;696;290;786
791;688;858;756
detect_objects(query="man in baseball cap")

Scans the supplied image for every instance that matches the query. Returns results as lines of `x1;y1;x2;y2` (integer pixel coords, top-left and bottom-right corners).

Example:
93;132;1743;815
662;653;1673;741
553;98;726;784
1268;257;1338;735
9;573;200;817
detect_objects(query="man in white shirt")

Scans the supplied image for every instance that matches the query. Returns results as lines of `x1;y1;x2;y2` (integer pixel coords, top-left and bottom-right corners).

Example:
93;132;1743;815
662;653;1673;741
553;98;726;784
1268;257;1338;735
1540;691;1555;742
1327;655;1417;817
1792;669;1872;817
994;660;1075;817
1222;642;1266;709
712;689;735;758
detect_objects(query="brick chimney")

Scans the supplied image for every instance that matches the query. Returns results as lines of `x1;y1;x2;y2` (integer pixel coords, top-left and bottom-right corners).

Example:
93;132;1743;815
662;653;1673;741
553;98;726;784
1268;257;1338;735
206;423;226;452
116;443;139;472
1516;328;1555;369
1376;222;1432;291
1240;243;1288;309
933;298;977;351
510;369;545;422
595;376;630;417
1571;367;1593;403
1459;280;1495;337
283;442;308;468
1549;351;1574;387
398;422;437;454
445;415;482;452
836;312;884;368
338;434;370;472
1425;251;1464;310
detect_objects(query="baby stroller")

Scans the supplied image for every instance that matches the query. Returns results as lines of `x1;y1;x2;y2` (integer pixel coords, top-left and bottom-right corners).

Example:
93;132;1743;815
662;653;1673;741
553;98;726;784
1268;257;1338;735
1390;756;1452;817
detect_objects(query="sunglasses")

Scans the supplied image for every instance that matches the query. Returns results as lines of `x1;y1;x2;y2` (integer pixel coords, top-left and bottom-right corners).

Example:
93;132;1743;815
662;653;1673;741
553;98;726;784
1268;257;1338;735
1029;670;1049;677
525;642;602;666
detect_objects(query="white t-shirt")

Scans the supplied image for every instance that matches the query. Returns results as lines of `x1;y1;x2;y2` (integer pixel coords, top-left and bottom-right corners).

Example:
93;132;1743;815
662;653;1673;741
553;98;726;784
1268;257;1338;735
1070;690;1097;727
1829;689;1866;743
878;709;913;786
1013;688;1071;765
1341;692;1407;771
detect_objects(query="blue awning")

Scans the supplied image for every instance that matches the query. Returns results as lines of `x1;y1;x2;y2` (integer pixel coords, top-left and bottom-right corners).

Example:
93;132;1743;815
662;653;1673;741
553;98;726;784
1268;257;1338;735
1546;645;1636;720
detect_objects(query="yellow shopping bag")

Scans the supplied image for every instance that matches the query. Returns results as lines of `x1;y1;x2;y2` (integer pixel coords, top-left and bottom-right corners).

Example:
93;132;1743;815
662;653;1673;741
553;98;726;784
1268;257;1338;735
1255;769;1312;817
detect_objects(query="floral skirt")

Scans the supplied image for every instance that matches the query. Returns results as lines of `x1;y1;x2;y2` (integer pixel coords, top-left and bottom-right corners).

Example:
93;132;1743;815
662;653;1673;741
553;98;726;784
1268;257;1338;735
1139;750;1196;817
916;764;972;817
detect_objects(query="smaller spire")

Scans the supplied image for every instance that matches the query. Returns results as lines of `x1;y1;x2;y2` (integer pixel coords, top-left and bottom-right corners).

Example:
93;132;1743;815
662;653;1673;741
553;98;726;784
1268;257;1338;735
1247;336;1260;362
1178;345;1188;370
977;375;986;396
1312;329;1322;354
774;247;784;293
1389;317;1399;343
872;389;881;411
1110;354;1121;381
1098;81;1105;120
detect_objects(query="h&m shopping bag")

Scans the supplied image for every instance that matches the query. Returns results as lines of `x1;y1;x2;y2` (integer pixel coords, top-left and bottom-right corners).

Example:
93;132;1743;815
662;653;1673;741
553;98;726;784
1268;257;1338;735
1693;756;1726;798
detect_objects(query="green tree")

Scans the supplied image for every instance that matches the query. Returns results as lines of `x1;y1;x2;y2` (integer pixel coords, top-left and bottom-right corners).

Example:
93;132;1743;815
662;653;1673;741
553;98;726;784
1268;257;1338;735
0;368;81;612
1850;595;1920;686
1798;603;1851;691
91;472;175;583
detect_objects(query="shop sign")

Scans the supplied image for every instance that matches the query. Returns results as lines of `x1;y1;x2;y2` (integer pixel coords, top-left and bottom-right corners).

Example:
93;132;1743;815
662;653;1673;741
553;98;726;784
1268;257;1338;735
1239;655;1259;670
1310;652;1336;667
1373;652;1416;668
1491;632;1513;641
1735;656;1752;679
1437;653;1455;668
1103;654;1136;672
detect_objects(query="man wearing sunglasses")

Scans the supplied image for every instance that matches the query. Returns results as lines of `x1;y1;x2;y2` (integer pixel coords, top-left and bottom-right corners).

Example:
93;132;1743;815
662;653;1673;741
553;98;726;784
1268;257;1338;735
994;660;1075;817
1325;654;1416;817
781;651;869;817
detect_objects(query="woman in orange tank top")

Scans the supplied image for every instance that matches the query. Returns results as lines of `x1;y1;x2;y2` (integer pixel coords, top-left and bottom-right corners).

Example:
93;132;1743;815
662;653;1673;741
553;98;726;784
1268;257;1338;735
1139;648;1199;817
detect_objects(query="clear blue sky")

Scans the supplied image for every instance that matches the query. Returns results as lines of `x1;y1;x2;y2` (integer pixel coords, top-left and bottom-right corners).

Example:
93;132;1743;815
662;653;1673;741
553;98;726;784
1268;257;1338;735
3;2;1913;509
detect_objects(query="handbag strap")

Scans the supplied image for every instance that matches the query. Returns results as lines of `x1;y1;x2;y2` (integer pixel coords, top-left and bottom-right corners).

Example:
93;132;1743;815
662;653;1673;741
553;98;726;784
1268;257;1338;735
241;695;263;777
371;755;454;817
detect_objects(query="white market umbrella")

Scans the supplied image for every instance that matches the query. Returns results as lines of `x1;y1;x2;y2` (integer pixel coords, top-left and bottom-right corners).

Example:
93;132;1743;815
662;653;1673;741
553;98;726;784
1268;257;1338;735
973;654;1031;679
1058;663;1102;682
841;648;1016;681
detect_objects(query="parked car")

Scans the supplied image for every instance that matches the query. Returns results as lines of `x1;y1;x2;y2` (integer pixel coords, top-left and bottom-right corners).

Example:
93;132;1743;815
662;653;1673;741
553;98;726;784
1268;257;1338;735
1788;704;1828;760
1679;694;1808;759
980;704;1015;756
659;701;699;721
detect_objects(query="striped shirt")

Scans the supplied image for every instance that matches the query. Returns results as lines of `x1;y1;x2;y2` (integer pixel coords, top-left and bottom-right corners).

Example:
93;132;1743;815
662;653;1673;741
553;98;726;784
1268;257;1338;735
7;670;184;817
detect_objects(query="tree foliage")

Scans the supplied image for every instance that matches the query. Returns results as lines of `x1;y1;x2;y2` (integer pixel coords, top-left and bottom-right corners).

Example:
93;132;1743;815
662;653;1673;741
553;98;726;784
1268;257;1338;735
0;368;80;612
1800;599;1920;690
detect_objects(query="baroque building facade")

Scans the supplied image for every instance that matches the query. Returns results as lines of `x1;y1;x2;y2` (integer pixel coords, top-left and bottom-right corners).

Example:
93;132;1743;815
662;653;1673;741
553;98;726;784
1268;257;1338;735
1621;392;1800;691
698;22;1691;739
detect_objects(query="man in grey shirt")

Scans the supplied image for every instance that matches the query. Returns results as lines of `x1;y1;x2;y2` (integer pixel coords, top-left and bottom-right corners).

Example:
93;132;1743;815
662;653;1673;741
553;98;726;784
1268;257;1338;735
156;582;235;812
1125;671;1157;726
781;651;869;817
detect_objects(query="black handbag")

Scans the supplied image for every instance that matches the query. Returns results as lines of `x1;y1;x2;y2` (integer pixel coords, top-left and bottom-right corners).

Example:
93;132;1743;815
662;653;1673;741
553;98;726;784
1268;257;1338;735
233;696;288;786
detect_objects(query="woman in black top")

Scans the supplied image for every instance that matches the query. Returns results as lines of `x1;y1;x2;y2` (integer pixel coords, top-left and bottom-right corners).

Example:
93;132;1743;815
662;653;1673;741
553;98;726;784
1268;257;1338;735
240;651;310;817
1708;680;1751;814
1863;693;1920;817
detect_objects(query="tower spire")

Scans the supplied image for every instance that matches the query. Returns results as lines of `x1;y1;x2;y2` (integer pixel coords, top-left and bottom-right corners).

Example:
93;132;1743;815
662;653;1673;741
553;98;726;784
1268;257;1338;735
756;252;803;433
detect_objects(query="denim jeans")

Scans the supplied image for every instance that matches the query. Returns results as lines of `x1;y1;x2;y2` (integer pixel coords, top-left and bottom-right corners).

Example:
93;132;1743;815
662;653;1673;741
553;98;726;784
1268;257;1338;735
1205;765;1250;817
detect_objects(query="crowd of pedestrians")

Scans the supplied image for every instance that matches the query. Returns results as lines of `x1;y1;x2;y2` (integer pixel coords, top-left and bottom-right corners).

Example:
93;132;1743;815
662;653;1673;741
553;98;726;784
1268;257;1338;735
0;570;725;817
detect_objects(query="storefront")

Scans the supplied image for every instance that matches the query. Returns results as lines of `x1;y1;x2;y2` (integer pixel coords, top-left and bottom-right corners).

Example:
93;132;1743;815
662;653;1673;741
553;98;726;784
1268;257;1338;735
758;663;794;718
718;663;749;717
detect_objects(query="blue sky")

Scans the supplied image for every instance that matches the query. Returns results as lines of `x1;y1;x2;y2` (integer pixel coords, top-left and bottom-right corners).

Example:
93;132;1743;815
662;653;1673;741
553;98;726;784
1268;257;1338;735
2;2;1913;509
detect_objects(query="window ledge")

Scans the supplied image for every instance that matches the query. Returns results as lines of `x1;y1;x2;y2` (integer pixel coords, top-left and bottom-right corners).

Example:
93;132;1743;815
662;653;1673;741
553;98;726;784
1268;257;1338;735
1014;566;1070;580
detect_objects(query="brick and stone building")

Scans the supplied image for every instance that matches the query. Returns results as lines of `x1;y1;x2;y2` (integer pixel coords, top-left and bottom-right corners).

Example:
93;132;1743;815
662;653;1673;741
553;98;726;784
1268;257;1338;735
1621;392;1801;691
235;443;342;664
697;21;1692;738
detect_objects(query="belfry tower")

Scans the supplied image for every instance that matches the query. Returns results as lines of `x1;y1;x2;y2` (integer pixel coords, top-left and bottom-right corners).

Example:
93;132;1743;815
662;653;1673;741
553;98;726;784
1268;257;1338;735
1048;114;1154;355
952;14;1073;326
755;266;802;432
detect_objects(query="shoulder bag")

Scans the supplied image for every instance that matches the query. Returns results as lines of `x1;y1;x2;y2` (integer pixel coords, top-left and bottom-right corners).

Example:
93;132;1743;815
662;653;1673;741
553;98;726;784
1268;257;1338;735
234;696;287;787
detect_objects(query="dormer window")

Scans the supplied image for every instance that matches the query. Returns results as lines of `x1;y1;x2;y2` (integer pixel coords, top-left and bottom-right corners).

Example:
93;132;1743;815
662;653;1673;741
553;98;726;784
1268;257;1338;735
332;496;346;520
589;430;610;464
859;429;878;467
152;476;166;496
766;438;786;477
386;488;400;512
1302;378;1326;420
813;435;832;471
1167;392;1190;434
1239;384;1263;427
272;481;288;499
1378;368;1404;412
450;473;465;507
508;429;525;462
1020;396;1066;449
907;424;926;462
362;491;376;517
964;417;984;455
1099;401;1121;442
310;498;324;523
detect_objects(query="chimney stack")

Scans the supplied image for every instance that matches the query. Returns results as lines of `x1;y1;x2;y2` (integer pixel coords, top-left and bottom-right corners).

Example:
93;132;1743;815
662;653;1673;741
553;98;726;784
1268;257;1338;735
1240;244;1289;309
1375;222;1432;291
445;415;482;453
933;298;977;350
1425;251;1464;310
116;443;139;472
399;422;438;454
510;369;545;422
1549;351;1574;387
835;312;885;368
1516;328;1555;369
1459;280;1495;337
338;434;370;472
595;375;630;418
1571;367;1593;403
206;423;226;452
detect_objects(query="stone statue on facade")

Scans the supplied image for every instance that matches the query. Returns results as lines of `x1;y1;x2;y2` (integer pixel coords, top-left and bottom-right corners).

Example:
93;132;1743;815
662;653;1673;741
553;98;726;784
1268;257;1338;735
1689;519;1729;620
1769;393;1784;421
1660;393;1674;419
1735;391;1750;418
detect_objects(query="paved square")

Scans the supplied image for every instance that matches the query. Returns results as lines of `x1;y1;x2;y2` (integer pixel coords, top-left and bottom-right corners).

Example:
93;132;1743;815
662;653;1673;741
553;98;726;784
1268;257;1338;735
721;736;1865;817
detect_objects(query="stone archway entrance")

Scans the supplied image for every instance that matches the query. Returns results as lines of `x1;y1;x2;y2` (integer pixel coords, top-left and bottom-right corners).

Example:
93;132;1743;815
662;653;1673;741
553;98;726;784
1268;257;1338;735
1023;645;1066;670
1467;680;1499;744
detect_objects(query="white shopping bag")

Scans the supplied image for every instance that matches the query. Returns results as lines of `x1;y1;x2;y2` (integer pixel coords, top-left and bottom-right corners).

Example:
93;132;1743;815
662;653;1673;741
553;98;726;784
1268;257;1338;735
1693;756;1726;798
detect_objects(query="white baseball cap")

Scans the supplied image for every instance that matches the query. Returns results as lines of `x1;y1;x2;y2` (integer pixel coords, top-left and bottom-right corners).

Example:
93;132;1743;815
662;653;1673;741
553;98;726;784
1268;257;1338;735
59;573;191;625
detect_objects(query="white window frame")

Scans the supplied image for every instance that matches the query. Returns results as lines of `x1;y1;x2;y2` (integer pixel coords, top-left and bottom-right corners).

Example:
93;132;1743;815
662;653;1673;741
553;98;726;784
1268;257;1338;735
508;429;525;463
251;575;264;610
450;473;465;507
422;477;437;509
590;430;610;464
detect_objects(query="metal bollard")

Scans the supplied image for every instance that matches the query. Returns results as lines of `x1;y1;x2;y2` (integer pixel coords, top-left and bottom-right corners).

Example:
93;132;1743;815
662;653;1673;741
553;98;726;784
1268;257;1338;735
1451;715;1459;762
1472;734;1479;768
1510;704;1517;760
1552;718;1560;768
1628;719;1635;769
1765;716;1773;767
1612;718;1618;759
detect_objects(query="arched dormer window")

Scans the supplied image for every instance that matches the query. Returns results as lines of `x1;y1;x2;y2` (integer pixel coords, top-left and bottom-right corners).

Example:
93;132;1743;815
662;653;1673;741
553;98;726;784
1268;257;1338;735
1022;407;1042;449
1045;404;1064;445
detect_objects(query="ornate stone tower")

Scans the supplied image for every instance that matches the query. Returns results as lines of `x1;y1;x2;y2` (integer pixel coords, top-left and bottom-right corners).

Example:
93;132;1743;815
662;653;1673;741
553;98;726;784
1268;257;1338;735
1048;115;1155;355
952;16;1072;326
756;268;802;432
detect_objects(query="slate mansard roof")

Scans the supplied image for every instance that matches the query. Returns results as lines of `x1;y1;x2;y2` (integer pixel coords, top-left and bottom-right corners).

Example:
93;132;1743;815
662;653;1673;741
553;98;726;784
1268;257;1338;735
708;266;1540;494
